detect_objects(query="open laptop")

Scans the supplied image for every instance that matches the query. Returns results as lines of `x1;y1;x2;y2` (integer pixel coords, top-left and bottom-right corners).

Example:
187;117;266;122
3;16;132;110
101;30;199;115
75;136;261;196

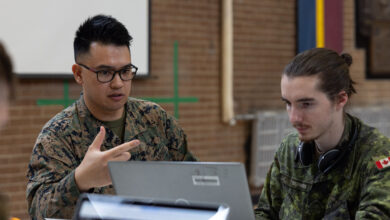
72;193;229;220
108;161;255;220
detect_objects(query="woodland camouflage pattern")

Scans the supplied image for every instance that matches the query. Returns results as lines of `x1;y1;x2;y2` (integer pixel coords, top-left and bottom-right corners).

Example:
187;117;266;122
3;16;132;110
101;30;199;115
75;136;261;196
255;114;390;219
26;96;197;220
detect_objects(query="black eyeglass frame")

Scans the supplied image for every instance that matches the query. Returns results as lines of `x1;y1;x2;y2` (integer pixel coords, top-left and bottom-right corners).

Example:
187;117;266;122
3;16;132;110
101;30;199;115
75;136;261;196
77;63;138;83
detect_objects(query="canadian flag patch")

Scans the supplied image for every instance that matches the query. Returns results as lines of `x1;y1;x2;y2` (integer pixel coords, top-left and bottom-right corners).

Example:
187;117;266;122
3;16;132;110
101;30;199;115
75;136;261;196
376;157;390;170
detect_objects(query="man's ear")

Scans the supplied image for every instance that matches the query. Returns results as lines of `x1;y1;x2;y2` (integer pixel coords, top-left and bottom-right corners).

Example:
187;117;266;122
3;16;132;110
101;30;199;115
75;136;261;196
72;64;83;84
335;90;348;111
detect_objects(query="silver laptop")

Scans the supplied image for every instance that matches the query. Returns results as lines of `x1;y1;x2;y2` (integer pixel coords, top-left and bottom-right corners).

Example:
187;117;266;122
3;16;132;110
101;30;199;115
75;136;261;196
108;161;255;220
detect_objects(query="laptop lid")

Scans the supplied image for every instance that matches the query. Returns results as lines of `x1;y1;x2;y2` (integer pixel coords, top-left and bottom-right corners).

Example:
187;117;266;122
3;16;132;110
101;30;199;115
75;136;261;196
72;193;229;220
108;161;255;220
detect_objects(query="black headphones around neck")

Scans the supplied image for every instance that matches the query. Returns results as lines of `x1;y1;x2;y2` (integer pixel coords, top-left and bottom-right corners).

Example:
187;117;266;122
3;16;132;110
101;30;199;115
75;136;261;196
295;118;359;174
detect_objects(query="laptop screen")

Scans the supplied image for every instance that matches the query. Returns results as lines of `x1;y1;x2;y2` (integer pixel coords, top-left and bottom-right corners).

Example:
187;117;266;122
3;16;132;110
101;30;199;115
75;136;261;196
108;161;255;220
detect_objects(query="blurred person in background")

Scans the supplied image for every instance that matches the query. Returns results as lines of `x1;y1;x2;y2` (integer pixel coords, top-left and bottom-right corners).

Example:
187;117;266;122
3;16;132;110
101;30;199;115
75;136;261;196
0;42;15;220
0;42;13;131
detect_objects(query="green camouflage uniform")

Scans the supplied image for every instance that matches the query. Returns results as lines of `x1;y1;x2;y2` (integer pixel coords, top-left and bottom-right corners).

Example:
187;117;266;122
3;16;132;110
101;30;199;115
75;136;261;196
255;114;390;219
26;96;197;220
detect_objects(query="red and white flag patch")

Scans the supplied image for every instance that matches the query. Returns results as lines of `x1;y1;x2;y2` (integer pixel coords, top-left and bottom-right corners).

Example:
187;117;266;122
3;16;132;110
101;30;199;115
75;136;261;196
376;157;390;170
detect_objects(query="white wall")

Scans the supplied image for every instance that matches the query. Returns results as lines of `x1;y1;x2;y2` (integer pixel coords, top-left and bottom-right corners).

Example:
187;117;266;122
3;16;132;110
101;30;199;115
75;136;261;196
0;0;149;76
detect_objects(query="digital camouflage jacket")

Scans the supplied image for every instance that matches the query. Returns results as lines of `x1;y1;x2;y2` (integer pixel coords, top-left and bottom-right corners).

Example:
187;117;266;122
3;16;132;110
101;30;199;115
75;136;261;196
255;114;390;219
26;96;197;219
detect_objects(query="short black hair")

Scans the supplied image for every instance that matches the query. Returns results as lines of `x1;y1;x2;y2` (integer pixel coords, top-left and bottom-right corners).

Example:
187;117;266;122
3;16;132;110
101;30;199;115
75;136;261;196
0;42;14;99
73;14;133;61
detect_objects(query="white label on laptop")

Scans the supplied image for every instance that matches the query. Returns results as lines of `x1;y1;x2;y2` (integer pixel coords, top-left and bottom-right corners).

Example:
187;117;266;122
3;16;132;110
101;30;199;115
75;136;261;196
192;175;220;186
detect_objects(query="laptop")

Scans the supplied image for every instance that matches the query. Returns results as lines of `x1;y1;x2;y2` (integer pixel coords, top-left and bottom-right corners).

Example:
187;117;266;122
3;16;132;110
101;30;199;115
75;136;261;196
108;161;255;220
72;193;229;220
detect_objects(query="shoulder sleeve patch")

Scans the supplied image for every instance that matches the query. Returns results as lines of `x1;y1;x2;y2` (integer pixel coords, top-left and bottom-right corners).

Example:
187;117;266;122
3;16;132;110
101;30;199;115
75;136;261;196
376;157;390;170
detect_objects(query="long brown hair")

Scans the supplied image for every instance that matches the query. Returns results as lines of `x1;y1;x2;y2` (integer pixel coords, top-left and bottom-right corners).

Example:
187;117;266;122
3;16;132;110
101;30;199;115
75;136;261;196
283;48;356;101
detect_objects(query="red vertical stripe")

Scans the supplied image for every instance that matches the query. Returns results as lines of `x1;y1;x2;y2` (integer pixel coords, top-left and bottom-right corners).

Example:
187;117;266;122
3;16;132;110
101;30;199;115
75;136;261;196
324;0;343;53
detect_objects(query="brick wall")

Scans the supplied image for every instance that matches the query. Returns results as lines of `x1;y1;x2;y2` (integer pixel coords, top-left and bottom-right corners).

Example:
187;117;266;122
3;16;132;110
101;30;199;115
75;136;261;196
1;0;390;218
342;0;390;106
234;0;295;113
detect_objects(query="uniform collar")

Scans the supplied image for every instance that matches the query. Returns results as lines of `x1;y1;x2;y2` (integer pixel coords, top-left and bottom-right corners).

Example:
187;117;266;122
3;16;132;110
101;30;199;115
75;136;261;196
75;95;122;149
75;94;159;158
341;113;359;180
315;114;360;182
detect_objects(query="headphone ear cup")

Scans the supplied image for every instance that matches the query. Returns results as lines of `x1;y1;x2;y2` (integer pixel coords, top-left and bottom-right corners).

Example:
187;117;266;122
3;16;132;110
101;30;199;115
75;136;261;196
318;149;341;174
298;142;314;166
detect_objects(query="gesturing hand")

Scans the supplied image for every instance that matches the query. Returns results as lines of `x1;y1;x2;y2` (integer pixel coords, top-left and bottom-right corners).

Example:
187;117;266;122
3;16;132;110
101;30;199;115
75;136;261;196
75;126;140;192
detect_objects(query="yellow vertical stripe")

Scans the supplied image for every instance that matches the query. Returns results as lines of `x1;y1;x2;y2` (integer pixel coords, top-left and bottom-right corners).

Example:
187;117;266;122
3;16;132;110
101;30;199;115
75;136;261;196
316;0;325;48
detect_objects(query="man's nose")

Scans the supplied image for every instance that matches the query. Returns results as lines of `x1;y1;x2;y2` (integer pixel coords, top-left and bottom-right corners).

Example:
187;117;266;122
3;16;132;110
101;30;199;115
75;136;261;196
110;73;124;88
288;107;302;124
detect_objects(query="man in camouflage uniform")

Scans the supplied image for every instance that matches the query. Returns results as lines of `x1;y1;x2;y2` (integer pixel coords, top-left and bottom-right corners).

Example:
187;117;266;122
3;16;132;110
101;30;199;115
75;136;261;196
255;48;390;219
26;15;197;219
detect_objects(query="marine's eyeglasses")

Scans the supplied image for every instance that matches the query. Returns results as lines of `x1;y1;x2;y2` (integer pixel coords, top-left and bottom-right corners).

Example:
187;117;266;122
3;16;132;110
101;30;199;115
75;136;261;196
77;63;138;83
